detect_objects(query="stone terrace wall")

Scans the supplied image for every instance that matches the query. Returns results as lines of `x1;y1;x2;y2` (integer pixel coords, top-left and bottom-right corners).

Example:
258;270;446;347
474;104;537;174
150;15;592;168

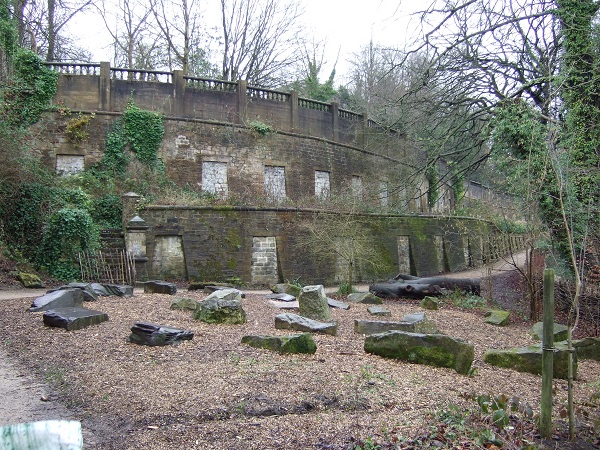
128;206;523;285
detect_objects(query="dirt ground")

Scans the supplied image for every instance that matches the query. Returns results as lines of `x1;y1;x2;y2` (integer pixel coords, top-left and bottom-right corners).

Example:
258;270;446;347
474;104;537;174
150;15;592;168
1;257;599;449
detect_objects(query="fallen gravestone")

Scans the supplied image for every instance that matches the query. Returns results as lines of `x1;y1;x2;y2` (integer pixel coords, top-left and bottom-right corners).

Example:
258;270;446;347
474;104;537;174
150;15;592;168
29;289;83;312
242;333;317;354
347;292;383;304
194;289;247;324
368;305;390;316
275;313;338;335
484;310;510;326
355;316;439;335
129;322;194;346
43;307;109;331
531;321;569;342
50;283;99;302
365;330;474;375
88;283;133;297
143;280;177;295
170;297;197;311
327;297;350;310
298;285;332;322
266;293;296;302
483;341;576;379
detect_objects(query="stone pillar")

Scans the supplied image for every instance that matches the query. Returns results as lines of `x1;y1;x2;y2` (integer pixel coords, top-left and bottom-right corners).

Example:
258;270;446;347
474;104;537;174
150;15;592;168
331;102;339;142
100;61;111;111
237;79;248;124
173;70;185;116
121;192;141;228
290;91;299;131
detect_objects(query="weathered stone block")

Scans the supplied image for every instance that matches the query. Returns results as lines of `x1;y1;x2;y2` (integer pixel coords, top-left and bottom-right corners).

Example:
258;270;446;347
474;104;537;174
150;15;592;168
275;313;337;335
129;322;194;346
241;333;317;354
420;296;439;310
355;313;439;335
17;272;44;288
484;310;510;326
531;321;569;342
270;283;301;298
298;285;332;322
194;289;246;324
368;306;391;316
347;292;383;304
364;331;474;375
29;289;83;312
169;297;197;311
143;280;177;295
483;342;576;379
43;307;109;331
327;297;350;310
573;337;600;361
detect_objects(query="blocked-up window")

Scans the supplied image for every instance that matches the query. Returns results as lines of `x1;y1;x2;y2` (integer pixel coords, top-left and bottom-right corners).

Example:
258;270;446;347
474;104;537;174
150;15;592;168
379;181;389;207
315;170;330;199
202;161;228;198
264;165;286;201
352;175;363;199
56;155;84;176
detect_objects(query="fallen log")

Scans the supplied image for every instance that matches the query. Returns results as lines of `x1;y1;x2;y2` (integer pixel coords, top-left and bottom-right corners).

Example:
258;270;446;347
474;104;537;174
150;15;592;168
370;274;481;299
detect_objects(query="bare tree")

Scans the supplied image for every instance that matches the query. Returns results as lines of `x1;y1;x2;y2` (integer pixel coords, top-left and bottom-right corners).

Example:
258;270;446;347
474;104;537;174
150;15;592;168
218;0;303;86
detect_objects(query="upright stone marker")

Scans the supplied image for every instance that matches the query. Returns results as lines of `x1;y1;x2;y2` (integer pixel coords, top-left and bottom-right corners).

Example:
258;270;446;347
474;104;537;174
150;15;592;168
298;285;332;321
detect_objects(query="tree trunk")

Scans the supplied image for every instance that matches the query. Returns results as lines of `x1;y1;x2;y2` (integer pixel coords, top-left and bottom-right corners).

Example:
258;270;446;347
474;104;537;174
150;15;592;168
370;275;480;299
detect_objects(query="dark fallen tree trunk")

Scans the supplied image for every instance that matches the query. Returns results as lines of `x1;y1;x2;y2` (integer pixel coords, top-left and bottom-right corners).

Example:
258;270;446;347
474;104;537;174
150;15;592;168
370;275;481;299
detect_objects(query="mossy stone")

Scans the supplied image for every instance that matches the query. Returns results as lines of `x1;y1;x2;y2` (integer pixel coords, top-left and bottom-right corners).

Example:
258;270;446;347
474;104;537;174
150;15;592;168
170;297;197;311
420;296;439;310
17;272;44;288
484;309;510;326
241;333;317;354
531;321;569;342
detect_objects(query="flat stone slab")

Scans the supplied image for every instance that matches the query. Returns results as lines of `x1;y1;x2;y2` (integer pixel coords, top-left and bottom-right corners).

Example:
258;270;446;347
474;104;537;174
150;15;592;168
143;281;177;295
270;283;301;297
242;333;317;354
484;309;510;326
50;283;99;302
129;322;194;346
531;321;569;341
368;306;390;316
275;313;337;335
347;292;383;304
355;317;439;335
327;297;350;310
43;307;109;331
483;342;576;379
268;300;299;309
266;293;296;302
29;289;83;312
365;330;474;375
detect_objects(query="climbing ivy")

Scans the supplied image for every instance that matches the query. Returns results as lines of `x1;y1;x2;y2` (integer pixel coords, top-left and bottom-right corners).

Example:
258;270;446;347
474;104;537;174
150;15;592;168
0;49;57;128
123;100;164;166
426;166;439;208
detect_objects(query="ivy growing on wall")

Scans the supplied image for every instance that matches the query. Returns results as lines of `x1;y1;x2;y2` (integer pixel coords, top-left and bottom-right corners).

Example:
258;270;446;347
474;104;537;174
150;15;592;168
123;100;165;166
426;166;439;208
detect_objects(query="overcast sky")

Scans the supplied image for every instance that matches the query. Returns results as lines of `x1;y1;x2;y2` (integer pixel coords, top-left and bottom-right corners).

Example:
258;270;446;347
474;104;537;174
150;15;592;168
67;0;425;82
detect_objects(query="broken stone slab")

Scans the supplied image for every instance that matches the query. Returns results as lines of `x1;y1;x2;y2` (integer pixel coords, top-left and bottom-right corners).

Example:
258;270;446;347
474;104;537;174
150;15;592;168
194;289;247;324
143;280;177;295
169;297;197;311
347;292;383;304
573;337;600;361
327;297;350;310
368;305;391;316
270;283;302;298
531;321;569;342
483;341;576;380
87;283;133;297
268;300;299;309
275;313;338;335
420;296;439;310
484;310;510;326
241;333;317;354
266;293;296;302
17;272;44;288
0;420;82;450
49;283;99;302
364;331;474;375
298;285;332;322
129;322;194;346
43;307;109;331
355;318;439;335
29;289;83;312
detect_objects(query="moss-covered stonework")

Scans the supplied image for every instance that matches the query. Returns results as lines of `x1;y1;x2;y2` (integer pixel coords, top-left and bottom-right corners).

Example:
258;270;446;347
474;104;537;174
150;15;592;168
364;331;474;375
241;333;317;354
194;290;247;324
484;309;510;326
483;342;576;380
531;322;569;342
